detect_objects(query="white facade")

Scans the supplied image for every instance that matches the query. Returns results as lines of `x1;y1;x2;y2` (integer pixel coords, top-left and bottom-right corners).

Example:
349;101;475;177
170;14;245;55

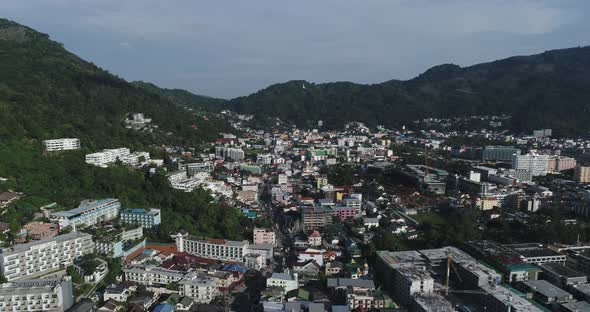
49;198;121;229
0;277;74;312
43;138;80;152
0;232;94;281
85;148;131;167
512;153;549;176
215;147;245;161
173;233;249;262
266;271;299;293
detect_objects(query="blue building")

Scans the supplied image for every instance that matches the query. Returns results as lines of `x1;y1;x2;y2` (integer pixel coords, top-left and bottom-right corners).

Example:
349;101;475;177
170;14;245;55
120;208;161;229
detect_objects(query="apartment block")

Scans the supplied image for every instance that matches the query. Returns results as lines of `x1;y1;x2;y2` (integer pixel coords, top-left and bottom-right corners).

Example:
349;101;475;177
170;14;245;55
512;153;550;176
574;165;590;183
85;148;130;167
0;277;74;312
253;228;276;246
0;232;94;281
215;147;244;161
173;233;249;262
120;208;161;229
42;138;80;152
178;273;219;304
301;206;334;230
482;146;521;162
49;198;121;229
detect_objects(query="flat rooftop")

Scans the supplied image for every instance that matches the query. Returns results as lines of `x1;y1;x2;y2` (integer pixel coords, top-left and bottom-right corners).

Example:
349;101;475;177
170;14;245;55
0;231;91;255
540;263;586;278
524;280;572;298
51;198;119;218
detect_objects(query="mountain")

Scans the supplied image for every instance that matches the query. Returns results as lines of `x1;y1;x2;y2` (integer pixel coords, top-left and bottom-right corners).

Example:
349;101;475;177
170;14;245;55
229;47;590;135
132;81;226;111
0;18;243;240
0;18;231;149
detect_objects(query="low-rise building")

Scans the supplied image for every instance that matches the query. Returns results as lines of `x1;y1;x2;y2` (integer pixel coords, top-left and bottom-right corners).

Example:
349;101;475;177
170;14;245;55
43;138;80;152
266;271;298;294
120;208;161;229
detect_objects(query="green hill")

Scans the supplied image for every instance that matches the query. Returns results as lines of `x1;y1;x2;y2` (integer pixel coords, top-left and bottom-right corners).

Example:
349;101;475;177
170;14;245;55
229;47;590;135
132;81;226;111
0;18;243;240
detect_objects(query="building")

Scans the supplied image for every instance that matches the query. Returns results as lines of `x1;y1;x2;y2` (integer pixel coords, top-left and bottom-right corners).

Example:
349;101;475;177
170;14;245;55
215;147;244;161
483;146;521;162
0;277;74;312
301;206;334;230
43;138;80;152
244;254;265;270
173;233;249;262
178;273;219;304
266;271;299;293
547;156;576;173
512;153;550;176
95;227;143;258
539;263;587;288
253;228;276;246
120;208;161;229
375;250;434;306
17;222;58;242
327;278;390;310
521;280;574;305
484;285;543;312
308;230;322;247
505;243;567;265
0;232;94;281
85;148;130;168
124;265;185;287
412;294;454;312
574;165;590;183
49;199;121;229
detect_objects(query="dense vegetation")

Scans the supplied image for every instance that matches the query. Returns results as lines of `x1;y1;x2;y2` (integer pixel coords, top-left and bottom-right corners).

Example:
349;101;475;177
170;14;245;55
230;47;590;136
0;18;241;239
132;81;226;111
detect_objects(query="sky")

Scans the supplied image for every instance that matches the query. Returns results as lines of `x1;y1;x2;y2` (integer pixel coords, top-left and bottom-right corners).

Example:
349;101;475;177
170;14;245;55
2;0;590;99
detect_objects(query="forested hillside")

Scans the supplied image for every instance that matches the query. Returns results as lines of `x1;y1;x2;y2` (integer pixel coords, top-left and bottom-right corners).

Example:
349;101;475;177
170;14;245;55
230;47;590;135
0;18;242;239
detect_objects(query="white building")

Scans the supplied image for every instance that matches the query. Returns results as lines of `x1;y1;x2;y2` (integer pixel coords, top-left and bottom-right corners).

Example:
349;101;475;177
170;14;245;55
215;147;245;161
0;277;74;312
43;138;80;152
173;233;249;262
266;271;299;293
512;153;550;176
85;148;130;167
49;198;121;229
124;265;185;286
178;273;219;304
0;232;94;281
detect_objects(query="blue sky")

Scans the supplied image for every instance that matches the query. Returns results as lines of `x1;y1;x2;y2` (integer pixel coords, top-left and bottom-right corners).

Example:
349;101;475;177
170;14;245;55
2;0;589;98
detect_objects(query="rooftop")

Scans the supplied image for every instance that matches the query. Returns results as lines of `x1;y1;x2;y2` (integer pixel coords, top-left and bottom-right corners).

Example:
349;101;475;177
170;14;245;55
0;231;91;255
523;280;572;298
50;198;119;218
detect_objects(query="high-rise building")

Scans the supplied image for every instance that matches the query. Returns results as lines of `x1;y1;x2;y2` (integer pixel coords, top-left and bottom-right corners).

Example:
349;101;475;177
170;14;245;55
0;277;74;311
0;232;94;281
511;153;549;176
42;138;80;152
575;165;590;183
49;199;121;229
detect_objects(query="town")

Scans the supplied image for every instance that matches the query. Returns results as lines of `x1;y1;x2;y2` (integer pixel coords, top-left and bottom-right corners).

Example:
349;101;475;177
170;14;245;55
2;112;590;312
